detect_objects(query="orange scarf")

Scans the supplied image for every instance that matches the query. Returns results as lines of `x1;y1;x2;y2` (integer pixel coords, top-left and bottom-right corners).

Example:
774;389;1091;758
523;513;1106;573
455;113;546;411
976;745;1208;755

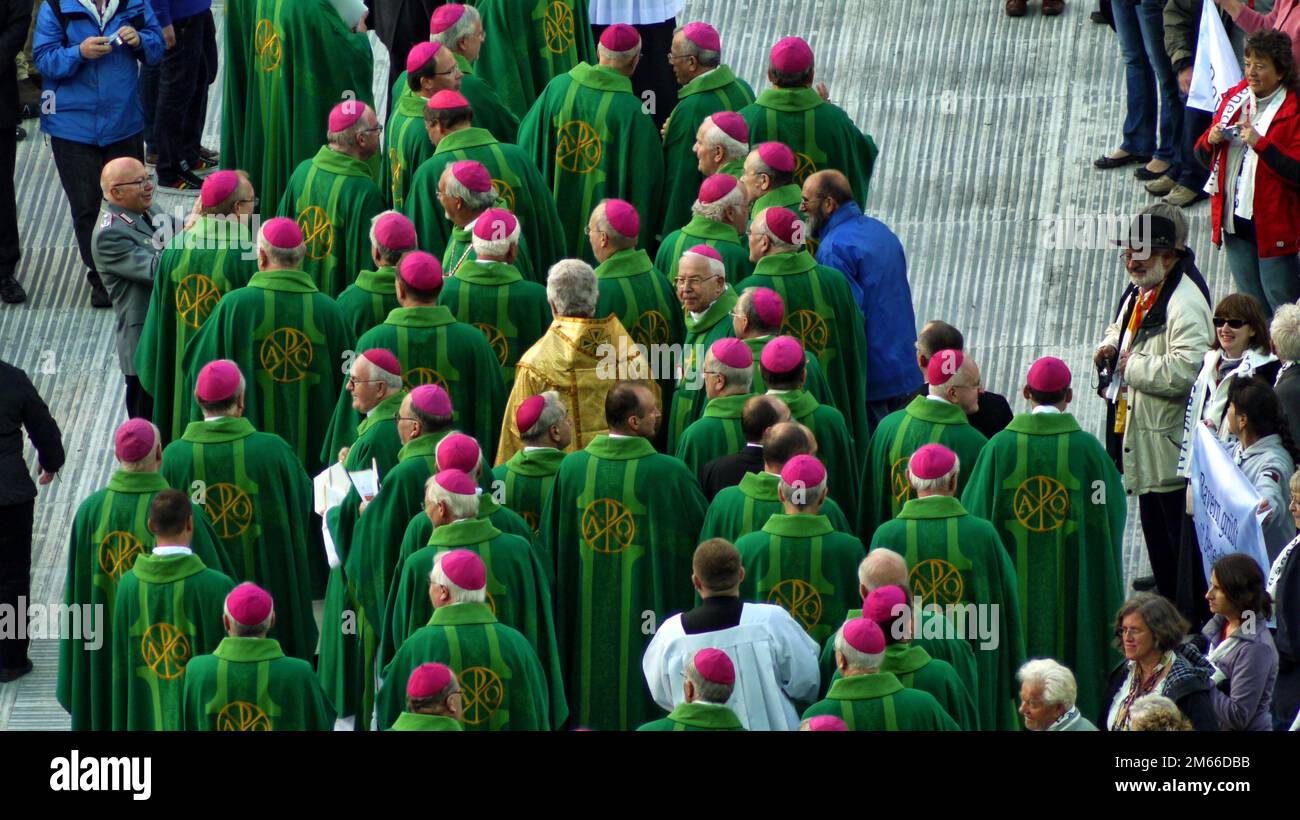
1114;284;1163;434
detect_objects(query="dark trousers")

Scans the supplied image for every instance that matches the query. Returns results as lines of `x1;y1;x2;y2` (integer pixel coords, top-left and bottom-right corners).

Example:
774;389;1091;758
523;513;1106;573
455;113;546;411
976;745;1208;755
0;126;17;280
867;392;915;437
591;20;679;130
0;500;34;670
125;374;153;420
49;134;144;280
1177;98;1211;190
1138;485;1185;600
155;10;217;178
1176;511;1211;628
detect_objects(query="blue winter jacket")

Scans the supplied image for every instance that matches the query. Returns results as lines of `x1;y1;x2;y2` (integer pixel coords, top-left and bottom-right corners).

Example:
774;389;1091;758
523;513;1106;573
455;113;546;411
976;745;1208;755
814;201;920;402
33;0;164;146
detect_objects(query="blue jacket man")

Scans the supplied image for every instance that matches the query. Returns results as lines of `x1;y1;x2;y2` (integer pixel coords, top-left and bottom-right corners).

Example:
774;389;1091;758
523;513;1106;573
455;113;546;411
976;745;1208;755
33;0;163;308
802;169;919;429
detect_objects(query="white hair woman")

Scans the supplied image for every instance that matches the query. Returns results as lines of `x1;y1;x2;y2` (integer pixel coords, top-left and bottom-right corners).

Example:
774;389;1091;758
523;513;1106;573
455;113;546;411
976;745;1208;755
1017;659;1096;731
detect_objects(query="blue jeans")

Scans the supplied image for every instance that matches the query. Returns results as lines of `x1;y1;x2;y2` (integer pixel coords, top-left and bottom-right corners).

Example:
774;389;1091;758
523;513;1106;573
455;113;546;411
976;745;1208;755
1225;230;1300;316
1112;0;1180;165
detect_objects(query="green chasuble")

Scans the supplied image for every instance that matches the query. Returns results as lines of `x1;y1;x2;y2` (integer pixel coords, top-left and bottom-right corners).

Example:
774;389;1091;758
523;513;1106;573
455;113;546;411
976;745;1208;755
736;251;870;460
390;712;464;730
742;335;833;405
666;286;737;454
518;62;664;262
57;471;233;730
699;471;853;543
277;146;386;299
391;490;537;586
492;447;565;540
637;701;746;731
111;553;235;730
859;396;989;541
869;495;1026;732
770;389;860;527
405;126;565;279
441;221;536;282
322;305;506;464
336;267;400;341
382;86;436;211
879;643;978;731
473;0;595;118
135;216;257;443
659;66;756;241
437;259;551;388
161;416;318;661
655;215;753;288
542;435;707;730
676;392;752;481
960;411;1126;721
817;607;981;721
734;513;865;645
226;0;374;215
183;637;336;730
379;601;554;730
739;86;879;206
182;269;354;478
381;517;567;726
802;672;959;731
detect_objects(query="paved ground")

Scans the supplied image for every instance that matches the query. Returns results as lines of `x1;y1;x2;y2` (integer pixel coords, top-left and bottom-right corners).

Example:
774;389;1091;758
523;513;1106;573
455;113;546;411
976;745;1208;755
0;0;1234;729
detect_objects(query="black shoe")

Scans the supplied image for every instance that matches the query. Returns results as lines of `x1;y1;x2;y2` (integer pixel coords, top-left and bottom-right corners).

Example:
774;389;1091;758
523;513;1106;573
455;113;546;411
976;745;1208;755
0;275;26;304
1132;575;1158;593
158;167;204;192
1134;164;1169;181
1090;10;1107;24
197;146;219;163
90;278;112;308
14;125;24;142
1095;152;1151;169
0;660;33;683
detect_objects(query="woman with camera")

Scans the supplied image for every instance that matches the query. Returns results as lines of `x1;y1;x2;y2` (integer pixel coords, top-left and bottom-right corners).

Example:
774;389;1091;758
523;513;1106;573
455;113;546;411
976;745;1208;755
1202;553;1280;730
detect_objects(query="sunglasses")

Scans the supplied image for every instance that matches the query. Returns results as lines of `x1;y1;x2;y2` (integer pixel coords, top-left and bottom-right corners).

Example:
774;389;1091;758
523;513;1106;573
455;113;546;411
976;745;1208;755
1213;317;1247;329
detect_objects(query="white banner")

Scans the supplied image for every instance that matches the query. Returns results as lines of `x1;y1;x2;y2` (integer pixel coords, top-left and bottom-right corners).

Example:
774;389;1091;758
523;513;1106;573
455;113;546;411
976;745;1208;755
1188;4;1244;113
1189;424;1270;582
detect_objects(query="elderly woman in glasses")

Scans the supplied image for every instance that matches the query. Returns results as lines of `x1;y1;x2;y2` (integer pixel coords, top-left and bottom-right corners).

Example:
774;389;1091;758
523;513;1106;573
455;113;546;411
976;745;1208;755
1101;593;1218;731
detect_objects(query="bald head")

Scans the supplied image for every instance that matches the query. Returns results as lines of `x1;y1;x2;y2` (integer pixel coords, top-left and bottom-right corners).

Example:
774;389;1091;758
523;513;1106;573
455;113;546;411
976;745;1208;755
861;549;909;592
761;420;814;470
929;353;981;414
101;157;154;212
806;170;853;205
741;394;790;443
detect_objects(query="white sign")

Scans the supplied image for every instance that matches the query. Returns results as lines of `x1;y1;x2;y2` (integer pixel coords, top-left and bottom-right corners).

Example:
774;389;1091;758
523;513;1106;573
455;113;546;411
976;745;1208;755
1189;425;1270;582
1188;4;1244;113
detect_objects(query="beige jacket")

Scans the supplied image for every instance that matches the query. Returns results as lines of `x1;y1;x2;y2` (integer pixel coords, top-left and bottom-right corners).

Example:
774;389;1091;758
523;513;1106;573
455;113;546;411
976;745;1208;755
1101;270;1214;494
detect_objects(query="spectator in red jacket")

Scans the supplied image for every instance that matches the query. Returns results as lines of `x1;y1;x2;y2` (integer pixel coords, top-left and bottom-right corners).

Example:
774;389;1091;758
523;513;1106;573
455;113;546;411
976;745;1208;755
1195;30;1300;317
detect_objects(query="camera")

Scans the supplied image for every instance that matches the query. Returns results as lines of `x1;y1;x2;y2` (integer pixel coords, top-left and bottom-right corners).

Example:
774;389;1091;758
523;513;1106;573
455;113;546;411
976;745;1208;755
1095;357;1114;398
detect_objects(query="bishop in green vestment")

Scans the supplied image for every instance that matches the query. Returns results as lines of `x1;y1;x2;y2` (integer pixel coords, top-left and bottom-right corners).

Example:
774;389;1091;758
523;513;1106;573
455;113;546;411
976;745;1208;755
379;550;554;730
224;0;374;215
543;383;707;729
869;443;1026;732
472;0;595;118
859;351;989;540
803;618;958;731
181;220;355;479
322;349;407;474
383;42;458;210
590;200;685;351
183;583;335;731
276;103;386;299
491;391;571;539
160;361;317;660
656;173;753;287
110;491;235;731
960;359;1125;721
334;211;414;340
58;422;232;731
739;37;878;205
736;206;870;459
405;98;565;277
323;251;506;464
676;338;754;480
666;249;737;453
637;647;745;731
733;287;834;403
135;173;258;443
517;39;664;262
389;661;464;731
429;4;519;142
659;24;755;241
437;209;551;389
734;455;865;645
739;143;804;231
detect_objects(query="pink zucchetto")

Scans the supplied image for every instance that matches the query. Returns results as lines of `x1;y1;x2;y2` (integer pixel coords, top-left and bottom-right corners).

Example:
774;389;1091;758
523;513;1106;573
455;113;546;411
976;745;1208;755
770;36;814;73
473;208;518;241
450;160;493;193
260;217;303;249
1027;356;1072;393
429;4;466;34
433;468;478;496
436;432;481;473
760;335;804;374
693;648;735;685
398;251;444;291
698;173;739;204
373;212;417;251
114;418;156;462
709;111;748;144
225;582;273;626
780;454;826;489
684;244;723;265
407;662;454;698
427;89;470;110
761;206;802;245
681;22;721;52
710;338;753;370
516;395;546;434
600;23;640;52
199;170;240;207
751;288;784;326
864;585;909;624
926;348;965;386
441;549;486;590
406;41;442;75
360;349;401;377
756;141;796;174
909;444;957;480
195;360;242;403
805;715;849;731
603;199;640;240
328;100;366;133
842;617;885;655
410;384;453;416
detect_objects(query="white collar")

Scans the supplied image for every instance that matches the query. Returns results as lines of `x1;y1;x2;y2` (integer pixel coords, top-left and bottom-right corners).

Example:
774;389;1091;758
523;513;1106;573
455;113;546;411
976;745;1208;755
523;446;559;452
203;415;226;422
925;394;952;404
607;432;633;439
1031;405;1061;414
152;545;193;557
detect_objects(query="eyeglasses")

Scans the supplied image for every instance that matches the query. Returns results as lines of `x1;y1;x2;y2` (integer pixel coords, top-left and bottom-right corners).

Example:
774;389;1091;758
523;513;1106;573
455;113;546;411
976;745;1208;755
1114;627;1146;638
237;196;260;208
347;376;382;388
396;415;419;424
359;124;384;136
433;67;460;76
1213;317;1247;329
114;174;156;189
677;276;719;288
584;226;604;236
667;52;693;63
799;195;825;208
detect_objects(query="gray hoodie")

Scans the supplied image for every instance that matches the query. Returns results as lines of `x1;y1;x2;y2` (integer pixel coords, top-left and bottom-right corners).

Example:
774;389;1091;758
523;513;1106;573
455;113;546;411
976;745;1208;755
1232;434;1297;560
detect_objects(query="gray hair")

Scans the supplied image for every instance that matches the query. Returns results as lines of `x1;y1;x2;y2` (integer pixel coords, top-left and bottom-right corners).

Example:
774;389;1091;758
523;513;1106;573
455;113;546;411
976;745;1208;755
1272;304;1300;362
441;166;498;213
546;259;600;317
119;421;162;471
691;181;746;223
598;42;641;66
327;105;374;151
834;625;883;673
778;477;827;511
369;210;414;265
699;117;748;162
429;551;487;604
470;213;521;259
594;201;637;250
704;350;753;394
683;657;733;705
861;550;908;592
223;600;273;637
522;390;567;440
737;287;781;334
1016;659;1078;708
752;207;800;252
359;356;403;393
431;4;480;50
1140;202;1189;250
909;454;961;494
673;25;720;67
424;474;481;521
258;230;307;269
